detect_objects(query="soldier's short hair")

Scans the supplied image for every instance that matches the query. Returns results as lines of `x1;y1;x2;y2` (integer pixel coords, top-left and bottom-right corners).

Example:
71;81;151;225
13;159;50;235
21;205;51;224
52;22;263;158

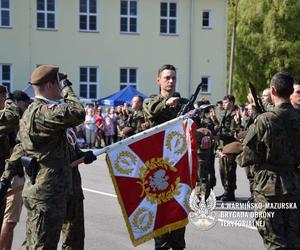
270;72;294;98
223;94;235;104
157;64;176;76
133;95;144;103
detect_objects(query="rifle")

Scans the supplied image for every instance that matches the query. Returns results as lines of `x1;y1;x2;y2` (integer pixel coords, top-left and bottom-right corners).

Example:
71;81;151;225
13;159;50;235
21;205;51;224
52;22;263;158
177;82;203;117
249;82;265;114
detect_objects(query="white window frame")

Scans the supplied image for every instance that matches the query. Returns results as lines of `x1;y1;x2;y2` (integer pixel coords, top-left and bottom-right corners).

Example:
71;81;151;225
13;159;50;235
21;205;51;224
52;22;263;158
79;0;99;32
36;0;56;30
120;0;139;34
160;1;178;35
79;66;99;99
200;76;212;94
0;64;12;92
0;0;11;28
120;67;138;89
202;10;212;29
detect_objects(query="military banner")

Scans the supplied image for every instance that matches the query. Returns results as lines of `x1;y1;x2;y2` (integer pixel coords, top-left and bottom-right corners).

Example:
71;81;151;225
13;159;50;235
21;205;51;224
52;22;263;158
105;118;198;246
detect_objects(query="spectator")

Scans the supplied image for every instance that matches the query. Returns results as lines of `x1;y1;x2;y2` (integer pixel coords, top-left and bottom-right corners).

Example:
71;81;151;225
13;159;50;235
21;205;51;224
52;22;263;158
84;108;97;148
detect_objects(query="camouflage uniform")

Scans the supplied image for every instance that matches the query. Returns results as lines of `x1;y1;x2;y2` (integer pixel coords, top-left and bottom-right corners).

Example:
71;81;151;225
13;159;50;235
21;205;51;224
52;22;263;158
143;94;188;250
193;112;216;189
216;109;240;199
61;144;85;250
0;96;19;227
123;109;148;137
237;103;300;249
3;86;85;249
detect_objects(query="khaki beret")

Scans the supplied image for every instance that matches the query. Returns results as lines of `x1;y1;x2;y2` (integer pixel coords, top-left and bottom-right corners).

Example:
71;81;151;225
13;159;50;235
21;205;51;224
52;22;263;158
29;65;59;85
194;127;211;142
0;84;7;94
222;141;243;154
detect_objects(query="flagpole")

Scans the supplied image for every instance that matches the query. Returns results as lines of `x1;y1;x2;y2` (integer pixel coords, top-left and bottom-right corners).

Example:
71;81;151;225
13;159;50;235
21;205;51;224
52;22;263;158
92;105;211;157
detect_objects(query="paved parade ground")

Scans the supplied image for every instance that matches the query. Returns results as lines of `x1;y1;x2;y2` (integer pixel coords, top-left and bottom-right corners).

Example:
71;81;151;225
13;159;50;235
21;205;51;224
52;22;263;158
13;154;264;250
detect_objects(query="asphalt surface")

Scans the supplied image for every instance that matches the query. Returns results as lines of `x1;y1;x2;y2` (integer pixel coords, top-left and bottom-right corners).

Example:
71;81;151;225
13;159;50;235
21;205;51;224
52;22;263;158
13;154;265;250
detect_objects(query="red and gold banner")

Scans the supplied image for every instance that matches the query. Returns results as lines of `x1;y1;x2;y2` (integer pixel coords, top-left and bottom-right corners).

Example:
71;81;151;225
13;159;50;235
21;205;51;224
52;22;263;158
106;119;198;246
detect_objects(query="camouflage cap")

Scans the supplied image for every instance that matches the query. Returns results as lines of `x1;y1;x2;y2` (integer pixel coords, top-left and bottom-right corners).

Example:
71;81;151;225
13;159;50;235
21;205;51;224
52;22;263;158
29;64;59;85
222;141;243;154
0;84;7;94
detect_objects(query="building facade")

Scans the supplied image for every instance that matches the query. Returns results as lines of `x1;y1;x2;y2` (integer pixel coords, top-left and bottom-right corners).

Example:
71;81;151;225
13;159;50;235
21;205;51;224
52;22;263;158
0;0;227;104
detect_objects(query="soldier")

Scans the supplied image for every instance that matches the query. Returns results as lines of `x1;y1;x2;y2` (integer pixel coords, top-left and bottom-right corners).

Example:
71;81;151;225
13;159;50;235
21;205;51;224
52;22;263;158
0;85;19;230
213;95;240;201
61;130;96;250
237;72;300;249
143;64;188;250
0;90;31;250
120;95;149;138
0;65;85;249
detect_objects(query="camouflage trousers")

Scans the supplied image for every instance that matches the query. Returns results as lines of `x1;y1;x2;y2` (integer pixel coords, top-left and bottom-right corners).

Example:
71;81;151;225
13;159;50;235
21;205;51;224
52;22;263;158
244;166;255;198
61;192;85;250
154;227;185;250
22;196;67;250
254;192;300;249
219;156;237;192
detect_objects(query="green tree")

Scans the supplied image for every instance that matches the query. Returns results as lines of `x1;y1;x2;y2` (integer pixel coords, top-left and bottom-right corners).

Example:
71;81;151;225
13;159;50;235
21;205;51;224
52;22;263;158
229;0;300;104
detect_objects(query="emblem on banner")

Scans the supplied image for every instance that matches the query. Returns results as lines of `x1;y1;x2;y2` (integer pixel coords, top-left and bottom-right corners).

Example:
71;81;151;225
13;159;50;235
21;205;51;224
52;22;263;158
132;207;154;233
114;151;136;175
137;158;181;205
166;131;187;155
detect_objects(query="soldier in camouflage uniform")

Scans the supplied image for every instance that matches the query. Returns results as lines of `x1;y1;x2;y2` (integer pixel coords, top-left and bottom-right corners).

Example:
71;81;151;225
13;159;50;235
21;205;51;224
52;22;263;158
0;65;85;249
237;72;300;249
120;95;149;138
0;85;19;229
61;132;96;250
213;95;240;201
143;64;188;250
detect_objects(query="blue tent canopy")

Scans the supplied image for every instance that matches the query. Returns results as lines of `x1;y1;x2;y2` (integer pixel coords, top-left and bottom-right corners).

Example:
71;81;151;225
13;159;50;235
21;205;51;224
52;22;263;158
98;86;148;106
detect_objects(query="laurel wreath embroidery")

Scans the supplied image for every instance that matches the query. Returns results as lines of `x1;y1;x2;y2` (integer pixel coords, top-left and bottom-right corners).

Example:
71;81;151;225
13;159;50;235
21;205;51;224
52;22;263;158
132;208;154;232
114;151;136;175
183;188;192;212
166;131;187;155
137;157;181;204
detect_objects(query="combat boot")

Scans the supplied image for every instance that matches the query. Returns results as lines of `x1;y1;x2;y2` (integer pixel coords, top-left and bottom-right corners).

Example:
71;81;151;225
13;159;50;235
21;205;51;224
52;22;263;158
220;191;235;201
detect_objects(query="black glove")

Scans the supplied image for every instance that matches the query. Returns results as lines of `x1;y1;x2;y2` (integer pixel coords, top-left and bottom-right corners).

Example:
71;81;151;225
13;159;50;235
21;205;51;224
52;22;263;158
83;151;97;164
0;178;10;201
59;78;72;90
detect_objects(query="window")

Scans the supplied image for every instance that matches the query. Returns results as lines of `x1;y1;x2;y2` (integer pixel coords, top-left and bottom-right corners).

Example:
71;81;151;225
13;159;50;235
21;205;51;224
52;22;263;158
120;0;138;33
80;67;98;99
200;76;211;94
36;0;56;29
0;64;12;92
202;10;212;28
160;1;177;35
80;0;98;31
0;0;11;27
120;68;137;89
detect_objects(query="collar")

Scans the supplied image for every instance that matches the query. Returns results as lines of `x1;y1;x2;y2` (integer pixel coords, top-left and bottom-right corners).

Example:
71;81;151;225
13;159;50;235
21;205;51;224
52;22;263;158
35;96;61;105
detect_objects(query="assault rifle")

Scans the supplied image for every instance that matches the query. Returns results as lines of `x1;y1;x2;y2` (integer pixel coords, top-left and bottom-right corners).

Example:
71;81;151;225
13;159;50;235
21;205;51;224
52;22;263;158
249;82;265;114
177;82;203;117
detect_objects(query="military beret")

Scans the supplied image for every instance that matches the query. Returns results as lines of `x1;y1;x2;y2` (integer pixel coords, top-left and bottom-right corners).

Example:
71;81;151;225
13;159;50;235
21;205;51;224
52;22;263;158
0;84;7;94
222;141;243;154
122;126;134;136
12;90;31;103
29;65;59;85
194;127;211;142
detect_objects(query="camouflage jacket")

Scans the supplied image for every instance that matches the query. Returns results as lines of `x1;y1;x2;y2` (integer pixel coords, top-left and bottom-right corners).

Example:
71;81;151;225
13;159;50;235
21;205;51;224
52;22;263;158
216;109;240;147
3;86;85;200
125;109;148;134
236;103;300;196
143;94;188;126
0;98;19;137
0;98;19;174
